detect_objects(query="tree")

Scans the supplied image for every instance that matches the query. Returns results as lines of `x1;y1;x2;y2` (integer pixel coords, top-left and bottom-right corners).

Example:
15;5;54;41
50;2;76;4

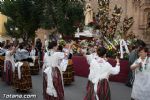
0;0;84;40
0;0;44;41
41;0;85;36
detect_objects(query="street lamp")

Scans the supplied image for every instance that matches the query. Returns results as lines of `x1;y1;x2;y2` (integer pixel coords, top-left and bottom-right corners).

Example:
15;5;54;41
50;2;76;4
10;27;18;31
15;27;18;31
59;34;62;38
9;27;19;41
10;27;13;31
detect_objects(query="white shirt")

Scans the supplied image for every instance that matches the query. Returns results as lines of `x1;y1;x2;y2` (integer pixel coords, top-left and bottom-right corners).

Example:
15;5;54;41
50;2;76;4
15;49;29;61
43;51;66;97
5;50;15;72
43;50;55;68
86;53;98;64
87;56;120;100
88;57;120;83
30;49;36;56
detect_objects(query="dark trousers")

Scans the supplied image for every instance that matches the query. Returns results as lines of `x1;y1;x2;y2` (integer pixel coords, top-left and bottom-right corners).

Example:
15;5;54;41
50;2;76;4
37;50;42;67
126;64;135;87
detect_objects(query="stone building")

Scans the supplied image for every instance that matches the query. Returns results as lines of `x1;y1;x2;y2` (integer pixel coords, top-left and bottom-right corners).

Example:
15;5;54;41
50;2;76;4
0;12;12;42
87;0;150;43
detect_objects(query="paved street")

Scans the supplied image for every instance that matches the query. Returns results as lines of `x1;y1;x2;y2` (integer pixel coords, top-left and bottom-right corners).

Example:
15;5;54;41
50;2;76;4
0;71;132;100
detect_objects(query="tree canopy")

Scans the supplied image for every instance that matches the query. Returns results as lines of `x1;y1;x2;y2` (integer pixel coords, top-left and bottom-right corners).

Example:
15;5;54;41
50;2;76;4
0;0;45;41
41;0;84;36
0;0;84;41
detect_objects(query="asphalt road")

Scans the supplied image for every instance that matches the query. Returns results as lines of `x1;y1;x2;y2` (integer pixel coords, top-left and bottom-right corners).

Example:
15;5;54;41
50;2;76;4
0;71;132;100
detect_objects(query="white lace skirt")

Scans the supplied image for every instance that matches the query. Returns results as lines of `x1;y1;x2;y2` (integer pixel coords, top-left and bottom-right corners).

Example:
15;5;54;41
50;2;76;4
131;72;150;100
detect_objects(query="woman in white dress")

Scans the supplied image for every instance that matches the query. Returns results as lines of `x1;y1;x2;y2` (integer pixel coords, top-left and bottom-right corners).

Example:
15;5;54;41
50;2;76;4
131;47;150;100
43;41;57;100
84;47;120;100
43;41;73;100
3;44;17;85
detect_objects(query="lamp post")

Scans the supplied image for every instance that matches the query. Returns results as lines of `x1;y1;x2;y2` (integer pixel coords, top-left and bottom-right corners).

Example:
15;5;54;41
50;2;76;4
10;27;18;31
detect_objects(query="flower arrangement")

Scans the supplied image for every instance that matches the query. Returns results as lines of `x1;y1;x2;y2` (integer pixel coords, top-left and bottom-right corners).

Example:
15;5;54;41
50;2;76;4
80;40;88;48
58;39;66;46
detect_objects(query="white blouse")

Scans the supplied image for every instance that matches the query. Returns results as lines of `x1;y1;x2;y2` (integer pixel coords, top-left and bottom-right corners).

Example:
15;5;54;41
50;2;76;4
88;57;120;83
4;50;15;72
87;56;120;100
86;53;98;64
131;57;150;100
43;50;55;69
43;51;67;97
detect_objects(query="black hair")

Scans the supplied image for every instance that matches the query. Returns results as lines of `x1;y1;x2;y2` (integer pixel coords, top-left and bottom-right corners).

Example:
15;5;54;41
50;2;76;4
136;39;146;47
0;42;2;47
97;47;107;57
138;47;149;53
57;45;63;52
19;43;24;49
6;44;13;49
48;41;57;49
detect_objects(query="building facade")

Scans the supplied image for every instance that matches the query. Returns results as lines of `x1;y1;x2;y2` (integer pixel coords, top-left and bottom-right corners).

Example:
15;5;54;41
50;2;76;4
0;12;12;42
0;12;7;36
87;0;150;43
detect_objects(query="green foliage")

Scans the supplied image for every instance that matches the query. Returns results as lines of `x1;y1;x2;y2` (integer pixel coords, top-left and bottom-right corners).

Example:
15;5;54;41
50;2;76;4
4;19;21;38
41;0;84;36
0;0;44;41
0;0;84;40
106;49;117;58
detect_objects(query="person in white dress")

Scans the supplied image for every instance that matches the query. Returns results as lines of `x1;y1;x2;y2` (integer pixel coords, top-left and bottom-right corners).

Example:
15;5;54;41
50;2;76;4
84;47;120;100
43;41;73;100
3;44;17;85
43;41;57;100
130;47;150;100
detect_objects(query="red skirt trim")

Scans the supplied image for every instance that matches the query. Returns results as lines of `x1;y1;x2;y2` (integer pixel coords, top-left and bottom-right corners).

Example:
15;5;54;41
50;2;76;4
43;67;64;100
5;60;13;85
84;79;111;100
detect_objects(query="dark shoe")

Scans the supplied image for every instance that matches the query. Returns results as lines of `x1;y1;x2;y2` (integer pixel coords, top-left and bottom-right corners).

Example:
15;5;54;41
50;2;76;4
125;83;132;88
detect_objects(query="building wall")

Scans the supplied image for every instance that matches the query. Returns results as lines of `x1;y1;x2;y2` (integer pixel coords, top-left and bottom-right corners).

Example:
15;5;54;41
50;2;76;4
0;13;7;36
86;0;150;43
0;13;12;42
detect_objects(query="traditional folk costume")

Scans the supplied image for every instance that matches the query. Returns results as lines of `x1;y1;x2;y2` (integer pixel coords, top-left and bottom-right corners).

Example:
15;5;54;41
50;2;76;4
0;48;6;76
0;48;6;74
29;48;39;75
3;50;15;85
43;51;68;100
0;47;7;56
13;49;32;91
43;50;54;100
84;54;120;100
63;48;74;85
0;55;5;77
131;57;150;100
